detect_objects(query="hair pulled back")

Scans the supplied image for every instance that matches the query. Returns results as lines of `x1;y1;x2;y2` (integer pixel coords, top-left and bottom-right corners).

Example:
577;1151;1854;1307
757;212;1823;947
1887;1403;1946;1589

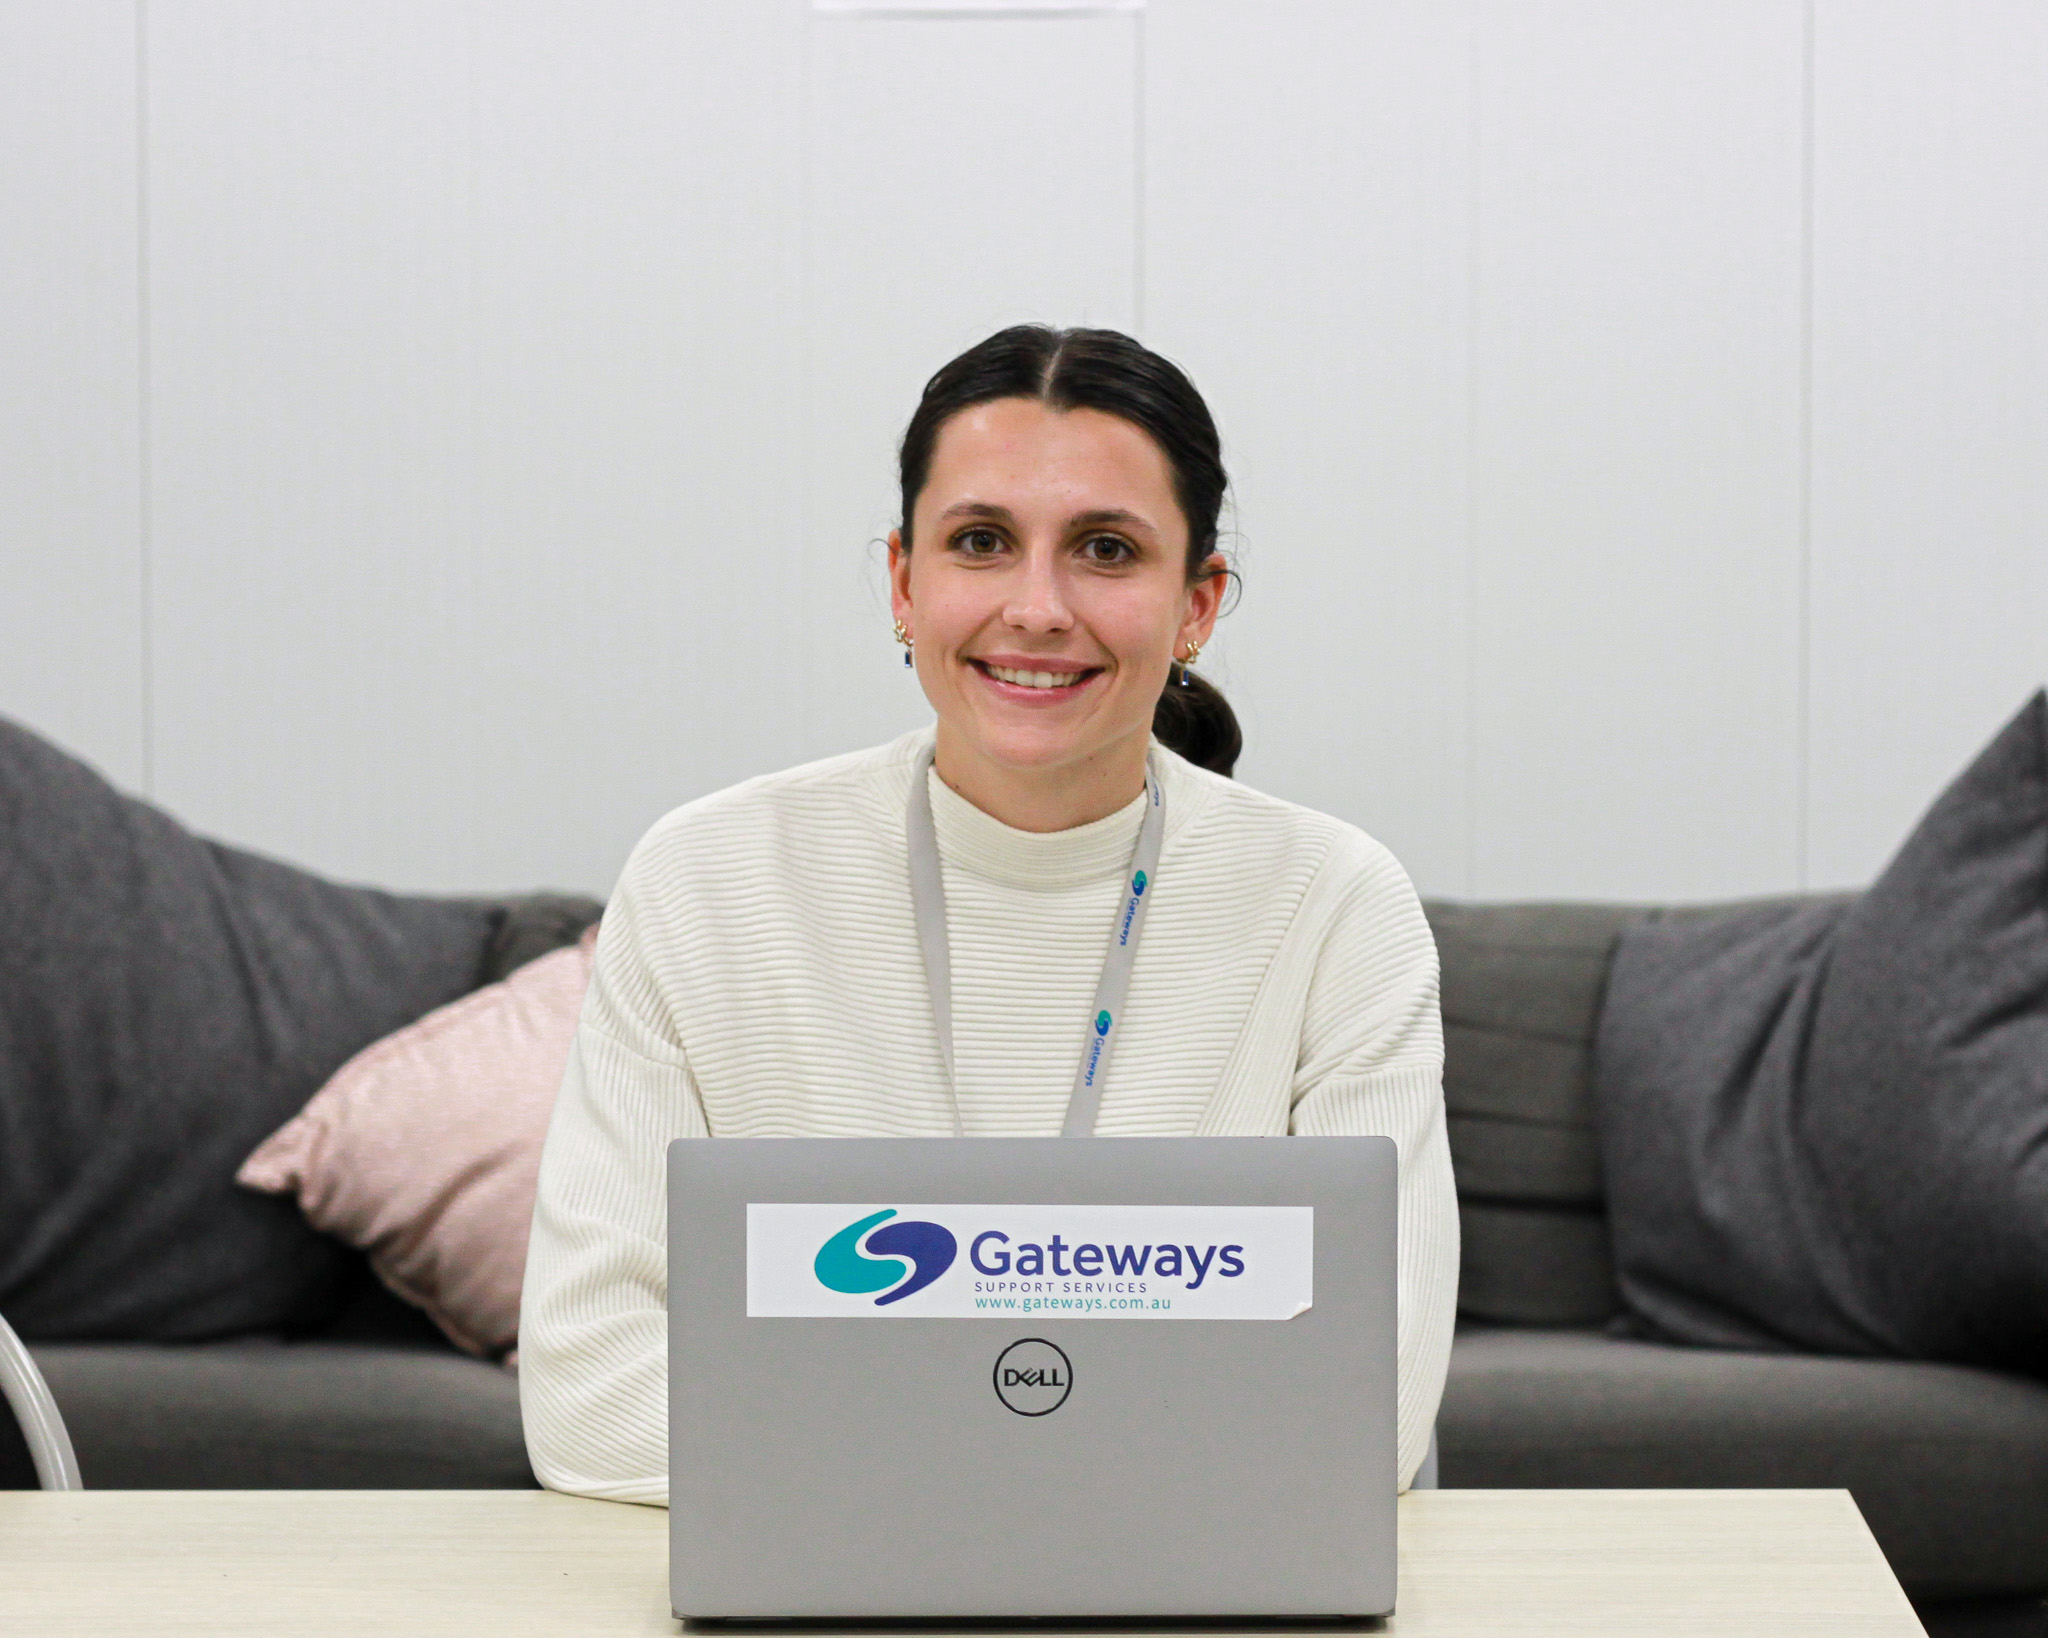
897;325;1241;778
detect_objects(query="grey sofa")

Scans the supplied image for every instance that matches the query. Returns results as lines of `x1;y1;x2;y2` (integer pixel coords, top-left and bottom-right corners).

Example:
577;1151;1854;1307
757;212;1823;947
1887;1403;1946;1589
6;898;2046;1620
1427;901;2048;1619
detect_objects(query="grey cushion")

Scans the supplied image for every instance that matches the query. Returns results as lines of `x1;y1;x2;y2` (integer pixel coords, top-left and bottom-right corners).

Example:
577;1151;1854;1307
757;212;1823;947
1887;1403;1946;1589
483;893;604;984
0;716;502;1341
1441;1325;2048;1600
1595;693;2048;1370
1456;1202;1618;1326
0;1338;534;1490
1426;901;1640;1325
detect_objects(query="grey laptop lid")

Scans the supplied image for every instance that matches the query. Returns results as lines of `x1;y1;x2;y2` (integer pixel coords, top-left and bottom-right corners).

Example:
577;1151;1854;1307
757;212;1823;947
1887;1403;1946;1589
668;1136;1397;1621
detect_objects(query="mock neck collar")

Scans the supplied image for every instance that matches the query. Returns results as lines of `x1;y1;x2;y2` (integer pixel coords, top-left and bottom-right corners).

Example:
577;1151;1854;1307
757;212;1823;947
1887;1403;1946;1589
927;765;1149;890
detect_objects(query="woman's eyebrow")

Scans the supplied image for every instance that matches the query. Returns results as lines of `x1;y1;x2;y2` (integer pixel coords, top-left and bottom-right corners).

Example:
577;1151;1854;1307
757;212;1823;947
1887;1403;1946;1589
934;501;1155;533
936;501;1017;526
1068;508;1155;533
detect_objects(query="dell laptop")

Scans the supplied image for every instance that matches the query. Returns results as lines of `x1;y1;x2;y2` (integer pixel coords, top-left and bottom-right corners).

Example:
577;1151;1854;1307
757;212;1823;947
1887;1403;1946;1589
668;1135;1398;1621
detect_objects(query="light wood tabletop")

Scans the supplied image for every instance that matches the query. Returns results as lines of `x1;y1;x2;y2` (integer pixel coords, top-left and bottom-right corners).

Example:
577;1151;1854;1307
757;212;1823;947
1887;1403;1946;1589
0;1487;1921;1636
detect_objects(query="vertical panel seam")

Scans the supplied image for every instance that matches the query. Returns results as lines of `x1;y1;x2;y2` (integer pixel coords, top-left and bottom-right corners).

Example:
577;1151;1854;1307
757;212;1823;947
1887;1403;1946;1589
1798;0;1816;888
1462;5;1481;899
135;0;154;795
1131;7;1145;332
798;0;818;755
462;0;485;868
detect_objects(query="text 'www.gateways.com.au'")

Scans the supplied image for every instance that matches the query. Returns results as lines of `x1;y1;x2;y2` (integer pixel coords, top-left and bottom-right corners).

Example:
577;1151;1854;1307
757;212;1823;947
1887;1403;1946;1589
972;1295;1174;1312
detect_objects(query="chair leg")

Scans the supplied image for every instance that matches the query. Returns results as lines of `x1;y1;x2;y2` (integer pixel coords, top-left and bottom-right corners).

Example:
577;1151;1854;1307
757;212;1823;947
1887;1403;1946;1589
0;1312;81;1490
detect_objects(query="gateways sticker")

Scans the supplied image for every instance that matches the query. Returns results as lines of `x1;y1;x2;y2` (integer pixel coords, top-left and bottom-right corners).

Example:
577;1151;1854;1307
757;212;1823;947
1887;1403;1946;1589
746;1203;1313;1320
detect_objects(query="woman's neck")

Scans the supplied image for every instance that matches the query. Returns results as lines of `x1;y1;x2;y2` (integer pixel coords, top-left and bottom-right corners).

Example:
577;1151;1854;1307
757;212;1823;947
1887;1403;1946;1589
931;725;1149;833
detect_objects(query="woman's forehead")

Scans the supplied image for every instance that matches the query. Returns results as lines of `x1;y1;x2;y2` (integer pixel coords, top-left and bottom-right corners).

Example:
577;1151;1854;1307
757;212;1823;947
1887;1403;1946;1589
921;399;1179;526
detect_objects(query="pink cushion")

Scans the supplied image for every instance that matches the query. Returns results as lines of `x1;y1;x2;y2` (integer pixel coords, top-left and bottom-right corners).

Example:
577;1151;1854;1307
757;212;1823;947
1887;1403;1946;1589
237;925;596;1358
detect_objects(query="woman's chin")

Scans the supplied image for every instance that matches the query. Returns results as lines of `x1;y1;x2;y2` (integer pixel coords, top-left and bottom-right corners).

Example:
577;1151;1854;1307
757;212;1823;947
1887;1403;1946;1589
950;713;1143;778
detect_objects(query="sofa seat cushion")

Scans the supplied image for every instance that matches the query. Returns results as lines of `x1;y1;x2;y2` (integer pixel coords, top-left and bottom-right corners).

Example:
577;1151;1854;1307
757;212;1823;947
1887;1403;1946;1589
0;1340;534;1490
1441;1325;2048;1599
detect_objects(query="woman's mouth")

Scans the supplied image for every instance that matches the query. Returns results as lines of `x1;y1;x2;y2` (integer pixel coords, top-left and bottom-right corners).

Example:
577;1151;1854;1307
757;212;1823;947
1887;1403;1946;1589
969;659;1102;698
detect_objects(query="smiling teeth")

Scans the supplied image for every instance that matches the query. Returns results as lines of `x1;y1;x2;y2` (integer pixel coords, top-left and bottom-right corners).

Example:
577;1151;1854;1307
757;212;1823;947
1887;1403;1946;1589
988;665;1082;689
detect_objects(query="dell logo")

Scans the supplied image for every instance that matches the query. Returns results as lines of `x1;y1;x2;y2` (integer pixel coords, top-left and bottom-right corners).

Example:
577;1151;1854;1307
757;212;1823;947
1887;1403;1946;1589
993;1338;1072;1417
1003;1367;1062;1388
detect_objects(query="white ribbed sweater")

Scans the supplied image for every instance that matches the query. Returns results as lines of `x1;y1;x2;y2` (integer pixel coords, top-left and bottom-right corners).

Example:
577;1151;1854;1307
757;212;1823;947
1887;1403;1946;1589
519;730;1458;1501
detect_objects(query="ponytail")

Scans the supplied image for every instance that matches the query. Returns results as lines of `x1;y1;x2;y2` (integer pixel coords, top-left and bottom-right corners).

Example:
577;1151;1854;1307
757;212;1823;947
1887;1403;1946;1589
1153;666;1241;777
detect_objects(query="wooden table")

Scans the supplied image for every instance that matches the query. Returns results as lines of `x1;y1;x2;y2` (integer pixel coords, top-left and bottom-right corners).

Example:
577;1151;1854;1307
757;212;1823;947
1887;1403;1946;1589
0;1489;1921;1635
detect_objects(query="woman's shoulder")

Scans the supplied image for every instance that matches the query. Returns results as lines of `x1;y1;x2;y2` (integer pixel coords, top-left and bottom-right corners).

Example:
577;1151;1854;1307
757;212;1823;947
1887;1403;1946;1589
618;731;926;887
1158;754;1432;992
663;731;923;824
1155;744;1415;901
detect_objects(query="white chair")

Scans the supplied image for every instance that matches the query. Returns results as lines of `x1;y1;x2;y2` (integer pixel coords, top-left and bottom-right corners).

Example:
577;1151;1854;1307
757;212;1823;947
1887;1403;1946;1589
1412;1428;1440;1490
0;1311;81;1489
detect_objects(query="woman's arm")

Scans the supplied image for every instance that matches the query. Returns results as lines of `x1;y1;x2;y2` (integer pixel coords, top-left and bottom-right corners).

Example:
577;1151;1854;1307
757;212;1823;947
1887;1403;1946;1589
518;870;707;1506
1288;838;1458;1493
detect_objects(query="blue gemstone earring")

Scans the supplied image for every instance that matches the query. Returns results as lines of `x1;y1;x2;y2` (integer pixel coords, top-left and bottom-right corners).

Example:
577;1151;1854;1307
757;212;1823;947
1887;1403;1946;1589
893;619;913;667
1178;637;1202;685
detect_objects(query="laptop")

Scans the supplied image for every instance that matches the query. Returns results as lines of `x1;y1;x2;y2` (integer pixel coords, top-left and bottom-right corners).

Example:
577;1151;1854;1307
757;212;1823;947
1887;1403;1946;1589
668;1135;1398;1622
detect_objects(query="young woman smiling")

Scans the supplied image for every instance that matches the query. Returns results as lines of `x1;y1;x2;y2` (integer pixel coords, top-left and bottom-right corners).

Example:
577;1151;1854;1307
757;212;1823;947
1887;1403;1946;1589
519;327;1457;1500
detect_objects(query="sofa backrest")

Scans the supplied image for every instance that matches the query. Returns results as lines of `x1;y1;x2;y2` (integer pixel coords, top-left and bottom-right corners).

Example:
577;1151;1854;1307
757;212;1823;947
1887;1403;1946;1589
1423;900;1645;1328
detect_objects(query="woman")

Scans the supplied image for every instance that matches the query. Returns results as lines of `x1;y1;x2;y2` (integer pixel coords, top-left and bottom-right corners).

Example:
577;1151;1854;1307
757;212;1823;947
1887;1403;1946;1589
519;326;1457;1499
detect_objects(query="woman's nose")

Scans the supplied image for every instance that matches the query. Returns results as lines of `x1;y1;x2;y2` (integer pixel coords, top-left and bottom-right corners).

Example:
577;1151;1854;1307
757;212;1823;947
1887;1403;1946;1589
1003;548;1073;632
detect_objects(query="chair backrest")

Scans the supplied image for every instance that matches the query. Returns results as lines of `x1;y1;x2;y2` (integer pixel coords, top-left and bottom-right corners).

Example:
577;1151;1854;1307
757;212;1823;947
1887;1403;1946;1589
0;1312;81;1490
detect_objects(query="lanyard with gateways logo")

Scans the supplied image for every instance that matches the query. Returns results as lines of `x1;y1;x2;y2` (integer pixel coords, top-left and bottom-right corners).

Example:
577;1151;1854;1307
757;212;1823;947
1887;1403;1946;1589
905;742;1166;1139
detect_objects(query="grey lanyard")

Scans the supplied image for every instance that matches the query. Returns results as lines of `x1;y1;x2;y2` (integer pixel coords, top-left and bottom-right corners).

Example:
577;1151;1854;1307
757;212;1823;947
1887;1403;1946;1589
905;744;1167;1138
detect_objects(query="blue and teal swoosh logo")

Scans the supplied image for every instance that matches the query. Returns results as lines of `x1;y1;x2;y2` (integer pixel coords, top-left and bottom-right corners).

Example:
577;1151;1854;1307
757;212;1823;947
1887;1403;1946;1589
814;1209;958;1306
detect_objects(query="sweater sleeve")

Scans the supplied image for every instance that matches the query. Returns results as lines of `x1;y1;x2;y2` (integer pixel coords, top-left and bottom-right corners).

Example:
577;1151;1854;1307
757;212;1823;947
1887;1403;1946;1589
518;848;705;1506
1287;836;1458;1494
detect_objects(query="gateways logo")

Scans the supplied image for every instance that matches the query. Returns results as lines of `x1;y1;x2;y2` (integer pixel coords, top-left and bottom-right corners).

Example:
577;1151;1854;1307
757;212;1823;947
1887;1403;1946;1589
750;1202;1313;1320
813;1209;958;1306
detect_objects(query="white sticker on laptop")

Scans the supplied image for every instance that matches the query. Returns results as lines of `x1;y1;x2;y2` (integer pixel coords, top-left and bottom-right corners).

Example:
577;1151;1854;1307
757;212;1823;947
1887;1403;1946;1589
746;1204;1312;1319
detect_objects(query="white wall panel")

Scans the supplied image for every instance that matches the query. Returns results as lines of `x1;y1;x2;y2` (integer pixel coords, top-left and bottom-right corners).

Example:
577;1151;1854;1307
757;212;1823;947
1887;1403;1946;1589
464;2;805;889
0;1;144;788
1145;0;1475;895
20;0;2046;903
1806;1;2048;887
1466;0;1807;900
146;3;477;885
145;1;805;894
795;8;1139;762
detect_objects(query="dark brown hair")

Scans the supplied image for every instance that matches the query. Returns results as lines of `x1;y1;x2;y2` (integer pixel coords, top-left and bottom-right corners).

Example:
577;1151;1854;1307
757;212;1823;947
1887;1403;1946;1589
896;325;1241;777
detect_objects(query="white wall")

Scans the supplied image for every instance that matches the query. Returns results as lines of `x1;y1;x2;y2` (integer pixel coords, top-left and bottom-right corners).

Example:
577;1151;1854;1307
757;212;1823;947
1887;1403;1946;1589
1;1;144;789
1806;0;2048;886
4;0;2045;900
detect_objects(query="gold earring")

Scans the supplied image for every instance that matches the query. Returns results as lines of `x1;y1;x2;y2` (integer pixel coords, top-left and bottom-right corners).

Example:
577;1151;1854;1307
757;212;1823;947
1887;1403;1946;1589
893;619;913;668
1179;638;1203;665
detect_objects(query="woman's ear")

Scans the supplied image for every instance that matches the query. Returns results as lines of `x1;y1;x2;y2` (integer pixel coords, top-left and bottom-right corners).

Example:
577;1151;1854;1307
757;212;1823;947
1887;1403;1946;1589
1180;551;1229;649
887;529;912;628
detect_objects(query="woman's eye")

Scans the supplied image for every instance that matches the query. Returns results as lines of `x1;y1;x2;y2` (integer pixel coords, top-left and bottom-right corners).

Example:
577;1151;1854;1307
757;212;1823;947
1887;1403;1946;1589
1080;534;1136;564
953;528;1005;557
